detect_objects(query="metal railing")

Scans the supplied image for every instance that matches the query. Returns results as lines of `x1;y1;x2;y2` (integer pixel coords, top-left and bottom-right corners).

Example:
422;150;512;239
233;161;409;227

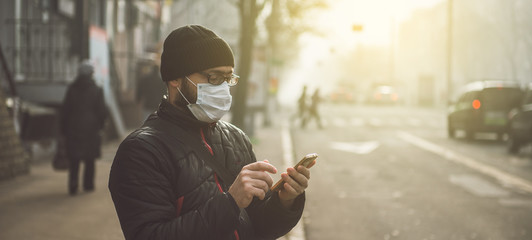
3;17;76;84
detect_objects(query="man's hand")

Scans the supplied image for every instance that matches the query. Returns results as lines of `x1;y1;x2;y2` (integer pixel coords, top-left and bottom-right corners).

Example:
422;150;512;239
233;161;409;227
228;160;277;209
277;160;315;209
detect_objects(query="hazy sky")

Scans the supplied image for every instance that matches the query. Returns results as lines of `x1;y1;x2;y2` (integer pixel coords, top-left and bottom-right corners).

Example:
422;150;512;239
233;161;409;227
277;0;445;105
318;0;445;46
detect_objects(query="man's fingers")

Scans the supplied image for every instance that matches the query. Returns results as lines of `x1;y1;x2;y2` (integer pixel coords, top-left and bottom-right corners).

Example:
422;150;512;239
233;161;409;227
244;161;277;174
242;169;274;187
249;178;270;194
283;182;298;195
248;184;267;200
295;165;311;179
288;167;309;186
281;172;306;193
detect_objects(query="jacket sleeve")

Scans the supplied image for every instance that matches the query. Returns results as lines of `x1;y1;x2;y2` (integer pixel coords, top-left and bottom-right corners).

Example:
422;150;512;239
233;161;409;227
241;136;306;239
108;138;241;240
244;184;305;239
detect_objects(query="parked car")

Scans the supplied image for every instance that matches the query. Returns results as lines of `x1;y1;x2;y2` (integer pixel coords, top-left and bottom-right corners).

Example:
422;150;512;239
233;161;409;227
329;88;355;104
507;83;532;154
447;80;524;140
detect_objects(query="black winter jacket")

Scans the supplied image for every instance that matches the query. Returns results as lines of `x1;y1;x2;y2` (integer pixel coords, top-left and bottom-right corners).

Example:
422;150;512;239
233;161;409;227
61;75;106;159
109;99;304;240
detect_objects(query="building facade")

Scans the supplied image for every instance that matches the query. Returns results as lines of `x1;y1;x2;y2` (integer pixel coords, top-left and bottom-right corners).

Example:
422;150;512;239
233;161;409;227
395;0;532;107
0;0;163;180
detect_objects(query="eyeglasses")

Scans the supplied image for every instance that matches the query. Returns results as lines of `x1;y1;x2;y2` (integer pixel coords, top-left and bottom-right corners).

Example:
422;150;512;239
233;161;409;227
198;71;239;86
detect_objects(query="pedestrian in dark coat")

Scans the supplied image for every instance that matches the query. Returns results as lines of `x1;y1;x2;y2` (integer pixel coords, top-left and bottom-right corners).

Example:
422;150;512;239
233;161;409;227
109;25;314;240
61;60;107;195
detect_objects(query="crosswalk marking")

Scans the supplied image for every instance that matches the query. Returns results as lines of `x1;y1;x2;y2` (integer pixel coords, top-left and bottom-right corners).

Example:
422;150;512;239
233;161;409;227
349;118;365;126
368;118;383;127
406;118;421;126
331;118;348;127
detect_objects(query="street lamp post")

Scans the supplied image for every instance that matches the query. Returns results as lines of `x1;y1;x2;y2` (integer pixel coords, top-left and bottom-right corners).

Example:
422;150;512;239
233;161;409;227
447;0;453;104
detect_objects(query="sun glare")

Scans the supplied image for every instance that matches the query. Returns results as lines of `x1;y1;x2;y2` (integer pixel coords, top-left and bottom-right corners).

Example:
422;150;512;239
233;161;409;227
278;0;445;105
315;0;445;47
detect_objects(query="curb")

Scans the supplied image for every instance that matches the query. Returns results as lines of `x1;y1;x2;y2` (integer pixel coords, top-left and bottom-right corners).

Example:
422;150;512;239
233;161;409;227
281;120;307;240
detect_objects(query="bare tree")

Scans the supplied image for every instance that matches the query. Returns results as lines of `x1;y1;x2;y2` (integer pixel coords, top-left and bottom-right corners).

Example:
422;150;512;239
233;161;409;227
230;0;266;131
265;0;328;67
230;0;328;131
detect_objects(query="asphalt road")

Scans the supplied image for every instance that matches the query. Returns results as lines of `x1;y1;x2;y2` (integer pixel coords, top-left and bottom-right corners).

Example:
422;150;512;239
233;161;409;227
291;103;532;240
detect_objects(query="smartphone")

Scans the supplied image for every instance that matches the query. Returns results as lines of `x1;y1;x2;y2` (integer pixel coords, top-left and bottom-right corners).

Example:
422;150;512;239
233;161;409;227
270;153;318;192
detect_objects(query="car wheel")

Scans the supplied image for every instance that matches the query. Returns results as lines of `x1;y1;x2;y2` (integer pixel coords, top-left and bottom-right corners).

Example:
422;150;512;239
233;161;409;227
507;133;521;154
496;132;505;142
447;120;455;138
448;127;455;138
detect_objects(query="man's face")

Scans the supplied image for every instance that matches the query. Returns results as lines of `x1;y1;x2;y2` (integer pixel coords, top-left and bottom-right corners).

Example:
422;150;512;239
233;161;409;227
172;66;234;107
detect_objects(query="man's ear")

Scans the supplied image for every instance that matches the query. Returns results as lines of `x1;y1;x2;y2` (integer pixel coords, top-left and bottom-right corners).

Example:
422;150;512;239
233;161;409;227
167;78;182;88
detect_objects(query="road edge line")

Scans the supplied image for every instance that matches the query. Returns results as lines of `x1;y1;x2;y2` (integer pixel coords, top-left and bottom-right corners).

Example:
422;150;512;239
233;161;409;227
281;121;307;240
397;131;532;194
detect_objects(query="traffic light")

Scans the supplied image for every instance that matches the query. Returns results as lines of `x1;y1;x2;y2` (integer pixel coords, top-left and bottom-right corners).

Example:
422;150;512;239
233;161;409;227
352;24;363;32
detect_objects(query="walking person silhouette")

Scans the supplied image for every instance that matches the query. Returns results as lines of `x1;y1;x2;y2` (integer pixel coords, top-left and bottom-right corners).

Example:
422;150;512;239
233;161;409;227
302;89;323;129
293;85;308;128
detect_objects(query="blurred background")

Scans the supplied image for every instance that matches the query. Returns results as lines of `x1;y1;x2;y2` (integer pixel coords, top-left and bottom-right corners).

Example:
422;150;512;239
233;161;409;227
1;0;532;239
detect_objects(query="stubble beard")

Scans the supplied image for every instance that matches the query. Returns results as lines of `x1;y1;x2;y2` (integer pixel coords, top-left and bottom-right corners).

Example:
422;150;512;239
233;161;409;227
173;78;196;109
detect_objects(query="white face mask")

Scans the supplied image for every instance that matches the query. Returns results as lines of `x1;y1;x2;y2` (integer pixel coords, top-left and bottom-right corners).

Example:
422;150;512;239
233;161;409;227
176;76;232;123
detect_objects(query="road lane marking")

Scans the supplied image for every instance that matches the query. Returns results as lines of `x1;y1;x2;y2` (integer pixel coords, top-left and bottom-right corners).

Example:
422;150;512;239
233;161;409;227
330;141;380;154
281;121;306;240
498;198;532;208
350;117;365;127
449;174;510;197
397;131;532;194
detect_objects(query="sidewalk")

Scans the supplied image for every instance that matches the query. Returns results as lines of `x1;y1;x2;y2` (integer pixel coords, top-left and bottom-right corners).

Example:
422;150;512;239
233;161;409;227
0;115;302;240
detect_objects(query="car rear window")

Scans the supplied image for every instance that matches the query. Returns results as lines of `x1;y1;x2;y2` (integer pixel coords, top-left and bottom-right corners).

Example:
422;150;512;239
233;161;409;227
479;88;523;110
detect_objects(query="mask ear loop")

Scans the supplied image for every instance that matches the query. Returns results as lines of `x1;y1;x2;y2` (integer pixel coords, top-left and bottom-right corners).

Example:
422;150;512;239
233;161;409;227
185;76;197;87
176;86;191;105
176;77;196;105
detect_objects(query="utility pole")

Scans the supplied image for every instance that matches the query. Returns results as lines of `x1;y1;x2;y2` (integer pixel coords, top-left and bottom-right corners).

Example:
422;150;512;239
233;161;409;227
390;17;395;84
447;0;453;103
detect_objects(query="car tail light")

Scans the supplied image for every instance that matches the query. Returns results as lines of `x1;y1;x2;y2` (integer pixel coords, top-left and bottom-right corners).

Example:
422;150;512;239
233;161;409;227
472;99;481;109
391;93;398;101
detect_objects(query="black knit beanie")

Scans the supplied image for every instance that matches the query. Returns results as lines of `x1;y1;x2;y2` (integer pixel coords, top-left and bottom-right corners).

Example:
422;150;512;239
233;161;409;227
160;25;235;82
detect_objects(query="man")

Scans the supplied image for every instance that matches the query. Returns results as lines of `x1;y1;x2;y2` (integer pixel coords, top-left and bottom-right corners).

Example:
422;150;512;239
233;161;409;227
61;60;107;195
109;25;313;240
